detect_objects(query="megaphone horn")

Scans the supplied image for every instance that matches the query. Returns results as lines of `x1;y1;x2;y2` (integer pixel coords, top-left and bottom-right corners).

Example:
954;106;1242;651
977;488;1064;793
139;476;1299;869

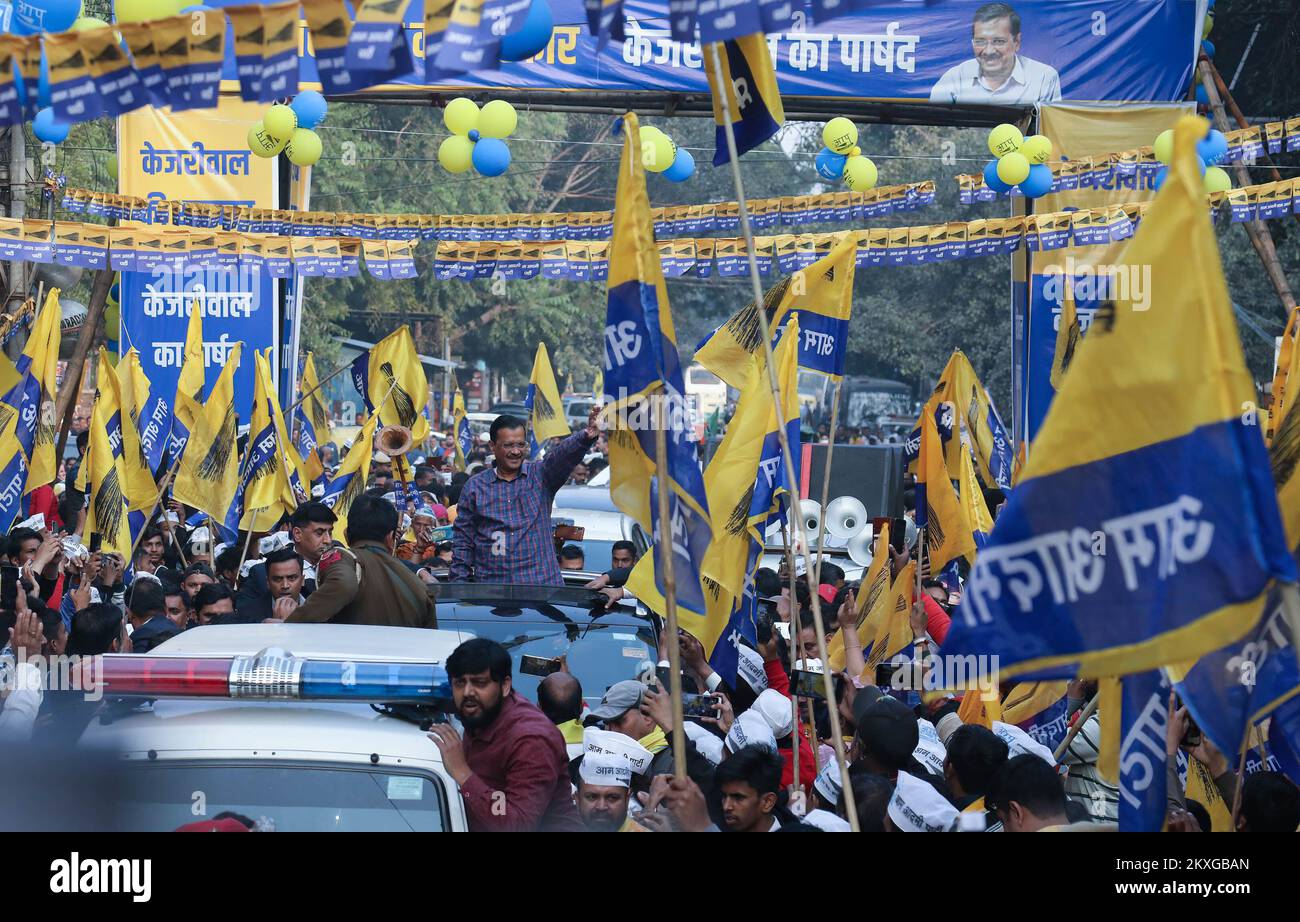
847;528;874;568
799;499;823;536
825;495;868;540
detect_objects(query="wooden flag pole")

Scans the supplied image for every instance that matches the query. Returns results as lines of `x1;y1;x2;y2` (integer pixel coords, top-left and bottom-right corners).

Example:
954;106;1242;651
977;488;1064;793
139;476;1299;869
54;267;114;463
708;44;857;829
812;378;842;586
652;386;687;782
1053;692;1100;761
778;503;801;794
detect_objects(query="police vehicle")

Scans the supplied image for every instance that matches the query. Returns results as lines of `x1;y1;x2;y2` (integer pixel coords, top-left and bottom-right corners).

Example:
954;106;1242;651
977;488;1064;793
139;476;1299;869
82;623;473;832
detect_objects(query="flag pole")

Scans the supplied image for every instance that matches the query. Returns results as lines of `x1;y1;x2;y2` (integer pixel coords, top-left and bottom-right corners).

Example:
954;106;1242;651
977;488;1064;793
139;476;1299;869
707;43;857;829
1053;692;1099;761
778;501;801;797
812;378;842;585
652;385;687;782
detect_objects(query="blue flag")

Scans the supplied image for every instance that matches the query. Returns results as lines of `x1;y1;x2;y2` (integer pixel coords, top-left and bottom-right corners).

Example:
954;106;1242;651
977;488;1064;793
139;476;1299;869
1119;670;1170;831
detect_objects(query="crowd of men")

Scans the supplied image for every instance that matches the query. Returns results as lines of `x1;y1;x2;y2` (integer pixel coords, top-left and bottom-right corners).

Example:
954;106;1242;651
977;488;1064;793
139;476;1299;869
4;403;1299;833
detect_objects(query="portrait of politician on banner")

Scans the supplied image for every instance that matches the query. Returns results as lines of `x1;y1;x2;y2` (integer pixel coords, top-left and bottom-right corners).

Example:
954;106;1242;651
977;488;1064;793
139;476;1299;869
929;3;1062;105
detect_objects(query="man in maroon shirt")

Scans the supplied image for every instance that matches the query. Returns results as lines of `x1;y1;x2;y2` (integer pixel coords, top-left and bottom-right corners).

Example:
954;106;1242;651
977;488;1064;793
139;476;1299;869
427;638;583;832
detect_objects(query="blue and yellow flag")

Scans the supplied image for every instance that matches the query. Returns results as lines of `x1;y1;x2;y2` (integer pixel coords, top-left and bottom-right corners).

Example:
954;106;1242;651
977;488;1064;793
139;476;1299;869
231;350;305;532
525;342;569;458
917;404;975;574
169;303;205;461
959;447;994;562
906;351;1014;492
704;34;785;166
605;112;713;634
452;387;471;473
320;410;381;546
695;233;856;389
350;326;430;443
1001;681;1072;754
942;116;1298;681
827;522;890;673
1118;669;1170;832
0;289;59;486
83;348;134;555
117;348;161;512
294;352;331;484
1266;307;1297;447
174;342;243;523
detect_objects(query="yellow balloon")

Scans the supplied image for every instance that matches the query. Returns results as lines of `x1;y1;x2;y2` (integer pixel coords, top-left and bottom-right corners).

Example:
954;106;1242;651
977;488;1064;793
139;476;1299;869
479;99;518;139
1019;134;1052;165
114;0;183;24
438;135;474;173
843;155;878;191
822;117;858;155
263;104;297;141
640;127;676;173
285;128;322;166
1202;12;1213;39
1204;166;1231;194
247;122;286;158
71;15;108;30
996;151;1031;186
444;97;480;136
988;123;1023;157
1153;129;1175;165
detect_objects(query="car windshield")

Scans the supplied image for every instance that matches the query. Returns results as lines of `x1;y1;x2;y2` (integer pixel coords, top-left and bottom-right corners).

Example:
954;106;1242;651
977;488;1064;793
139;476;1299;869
116;763;448;832
564;538;612;572
432;584;660;706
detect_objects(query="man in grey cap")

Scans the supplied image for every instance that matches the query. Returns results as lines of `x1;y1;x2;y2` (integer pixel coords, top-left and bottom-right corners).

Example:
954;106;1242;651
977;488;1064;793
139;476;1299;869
586;680;717;793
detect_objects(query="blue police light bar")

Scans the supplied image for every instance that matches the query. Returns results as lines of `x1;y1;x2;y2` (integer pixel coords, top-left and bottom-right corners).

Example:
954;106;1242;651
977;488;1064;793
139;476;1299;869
101;648;452;704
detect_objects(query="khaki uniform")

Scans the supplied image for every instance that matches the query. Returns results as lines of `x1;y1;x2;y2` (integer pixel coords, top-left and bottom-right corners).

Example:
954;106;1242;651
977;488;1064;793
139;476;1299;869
287;540;437;628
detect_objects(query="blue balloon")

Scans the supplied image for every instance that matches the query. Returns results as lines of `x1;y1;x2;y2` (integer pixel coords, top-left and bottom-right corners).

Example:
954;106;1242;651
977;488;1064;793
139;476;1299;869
1195;84;1209;106
11;0;81;35
472;137;512;177
983;158;1011;193
815;147;846;181
33;108;69;144
664;146;695;183
291;90;329;130
1201;39;1215;59
1018;163;1054;198
1195;155;1208;176
1154;166;1169;190
499;0;554;62
1196;128;1227;165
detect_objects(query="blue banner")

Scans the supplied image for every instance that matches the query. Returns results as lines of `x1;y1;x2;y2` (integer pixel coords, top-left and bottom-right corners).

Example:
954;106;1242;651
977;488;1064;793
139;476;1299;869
206;0;1199;106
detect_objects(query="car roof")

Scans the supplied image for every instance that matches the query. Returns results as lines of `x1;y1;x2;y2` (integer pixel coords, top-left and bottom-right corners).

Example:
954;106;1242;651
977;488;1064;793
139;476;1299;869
149;624;474;662
554;484;619;513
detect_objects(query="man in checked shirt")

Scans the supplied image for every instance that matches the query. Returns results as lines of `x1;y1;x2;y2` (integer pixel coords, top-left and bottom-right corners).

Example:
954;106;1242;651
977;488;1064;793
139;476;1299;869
451;405;601;586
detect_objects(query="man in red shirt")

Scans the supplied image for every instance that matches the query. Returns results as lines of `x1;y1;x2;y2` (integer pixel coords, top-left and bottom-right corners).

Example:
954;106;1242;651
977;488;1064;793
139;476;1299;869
755;633;817;793
427;638;583;832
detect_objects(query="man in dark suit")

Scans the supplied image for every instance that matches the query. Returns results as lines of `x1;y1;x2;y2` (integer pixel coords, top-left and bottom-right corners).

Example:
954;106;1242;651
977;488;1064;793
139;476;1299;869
126;580;179;653
236;547;306;623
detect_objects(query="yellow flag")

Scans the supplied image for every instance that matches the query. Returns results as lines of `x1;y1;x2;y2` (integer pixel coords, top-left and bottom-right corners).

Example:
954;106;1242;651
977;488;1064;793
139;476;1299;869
918;406;975;573
593;367;604;400
322;411;380;546
860;560;916;675
959;448;994;564
704;34;785;165
296;352;331;483
527;342;569;448
83;349;132;555
241;350;293;529
173;342;243;522
1185;757;1235;831
956;682;1001;728
695;234;856;389
172;302;206;458
23;288;61;492
1001;681;1070;725
1049;280;1082;391
267;350;311;511
352;326;429;443
116;349;160;511
912;351;1015;492
827;522;889;672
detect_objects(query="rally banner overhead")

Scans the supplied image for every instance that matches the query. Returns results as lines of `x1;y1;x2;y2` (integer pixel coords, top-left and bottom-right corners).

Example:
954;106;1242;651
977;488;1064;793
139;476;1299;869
278;0;1199;105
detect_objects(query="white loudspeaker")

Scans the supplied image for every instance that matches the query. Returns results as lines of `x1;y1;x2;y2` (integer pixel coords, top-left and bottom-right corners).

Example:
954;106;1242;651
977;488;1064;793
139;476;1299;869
847;529;874;568
799;499;823;537
825;496;868;540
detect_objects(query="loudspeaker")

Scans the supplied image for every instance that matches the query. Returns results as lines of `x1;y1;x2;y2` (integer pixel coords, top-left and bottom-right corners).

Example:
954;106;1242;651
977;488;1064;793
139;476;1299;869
801;444;905;519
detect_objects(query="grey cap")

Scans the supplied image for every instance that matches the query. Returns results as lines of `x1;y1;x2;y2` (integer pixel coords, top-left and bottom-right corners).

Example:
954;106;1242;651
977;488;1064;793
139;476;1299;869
584;680;645;723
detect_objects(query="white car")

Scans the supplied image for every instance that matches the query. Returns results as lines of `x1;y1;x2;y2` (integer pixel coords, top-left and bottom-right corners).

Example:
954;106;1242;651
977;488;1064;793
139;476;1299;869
80;623;475;832
552;484;648;573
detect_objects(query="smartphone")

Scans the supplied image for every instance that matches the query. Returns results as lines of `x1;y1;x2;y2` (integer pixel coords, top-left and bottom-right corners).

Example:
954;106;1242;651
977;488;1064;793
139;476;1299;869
1176;697;1203;748
890;517;907;555
519;654;563;678
0;564;19;610
875;661;904;688
89;532;102;553
682;692;721;718
793;669;844;701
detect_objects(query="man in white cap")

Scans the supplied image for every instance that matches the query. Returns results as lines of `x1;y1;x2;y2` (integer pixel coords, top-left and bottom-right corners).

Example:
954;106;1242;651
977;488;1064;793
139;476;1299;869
575;752;646;832
725;709;778;756
886;771;960;832
750;687;816;792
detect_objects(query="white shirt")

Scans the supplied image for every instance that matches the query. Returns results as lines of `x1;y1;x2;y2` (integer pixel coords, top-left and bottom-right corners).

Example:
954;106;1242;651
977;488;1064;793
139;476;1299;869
928;55;1062;105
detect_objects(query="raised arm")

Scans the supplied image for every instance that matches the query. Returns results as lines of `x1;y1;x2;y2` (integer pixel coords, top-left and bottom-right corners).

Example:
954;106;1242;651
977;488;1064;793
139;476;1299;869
540;405;600;493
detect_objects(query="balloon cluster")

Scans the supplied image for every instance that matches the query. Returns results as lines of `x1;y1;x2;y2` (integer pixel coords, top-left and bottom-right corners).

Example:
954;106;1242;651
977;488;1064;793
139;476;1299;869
247;91;328;167
814;118;878;191
438;99;518;177
1151;123;1231;194
639;124;694;182
982;123;1053;198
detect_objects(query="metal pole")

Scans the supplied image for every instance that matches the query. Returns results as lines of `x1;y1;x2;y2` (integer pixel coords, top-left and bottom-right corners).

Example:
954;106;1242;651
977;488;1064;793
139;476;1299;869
652;387;687;781
707;44;857;829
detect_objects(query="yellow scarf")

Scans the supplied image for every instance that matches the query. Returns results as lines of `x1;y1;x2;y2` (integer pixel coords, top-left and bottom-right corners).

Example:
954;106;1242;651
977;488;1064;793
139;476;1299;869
639;726;669;754
557;719;585;747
